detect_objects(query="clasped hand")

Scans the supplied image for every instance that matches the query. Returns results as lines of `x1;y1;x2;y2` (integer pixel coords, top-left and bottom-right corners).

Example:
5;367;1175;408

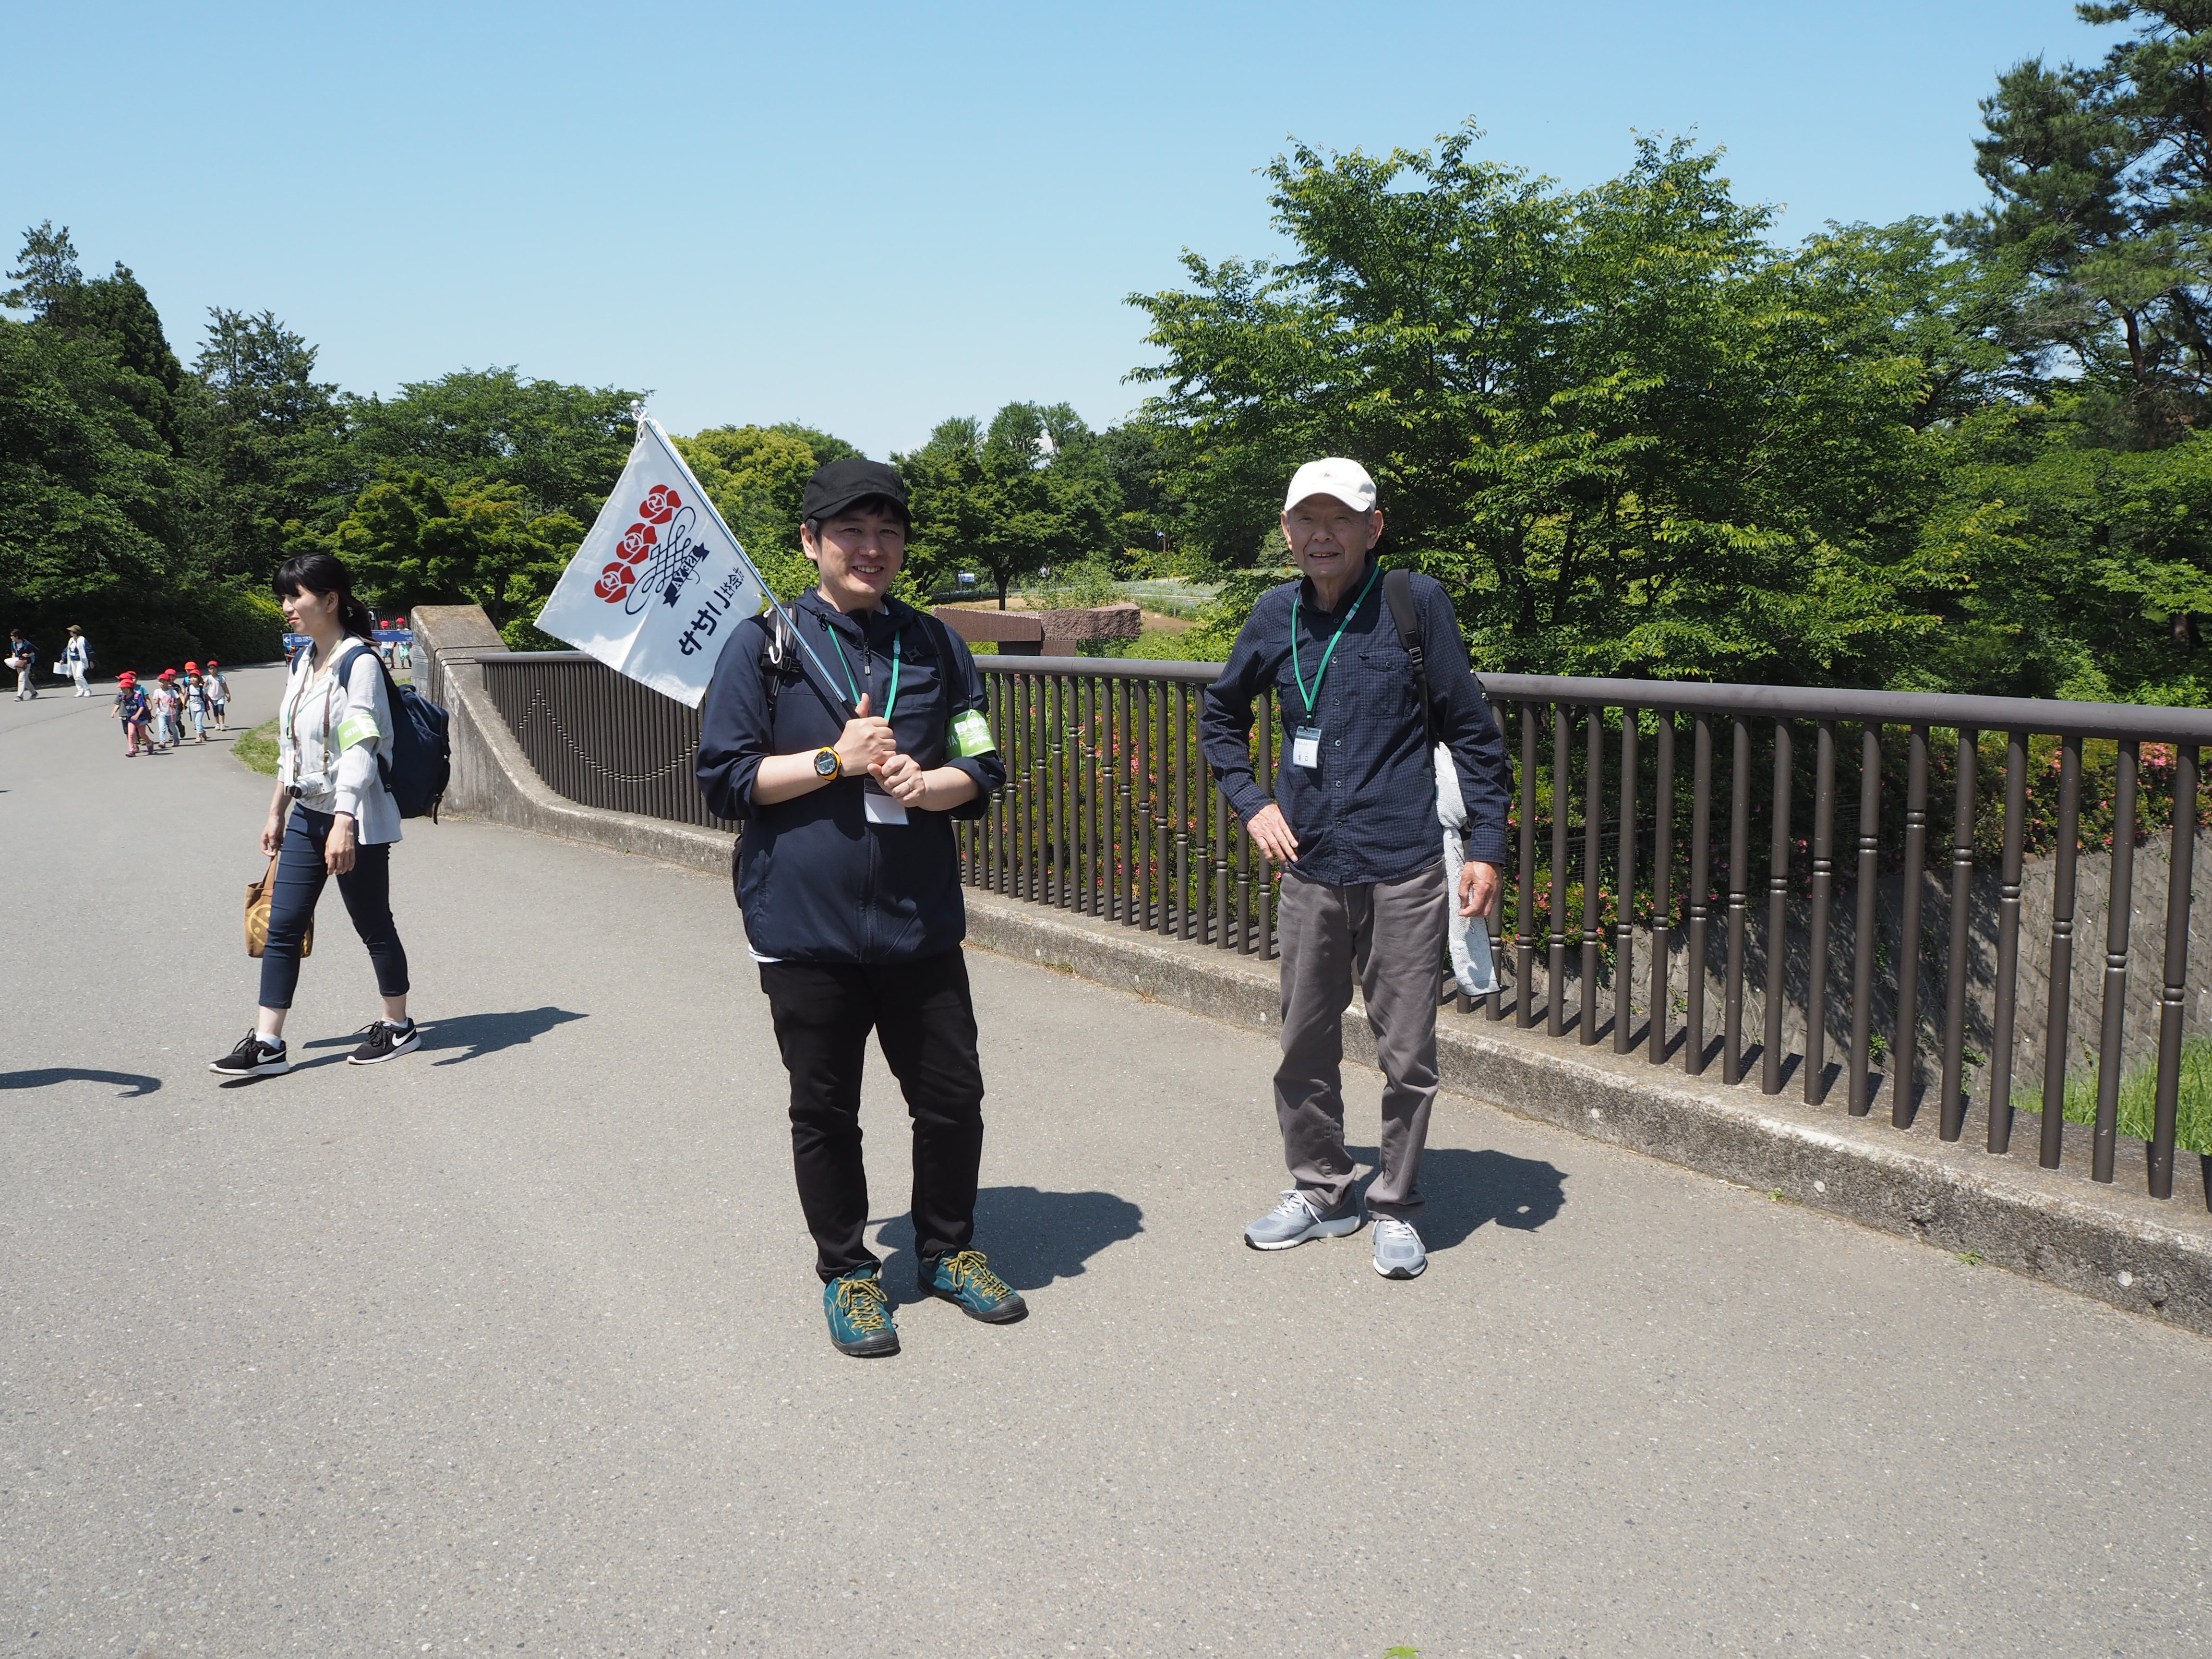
834;693;927;805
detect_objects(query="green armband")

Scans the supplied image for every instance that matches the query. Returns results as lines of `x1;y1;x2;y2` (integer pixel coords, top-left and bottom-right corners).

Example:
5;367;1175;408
335;712;379;751
950;708;996;758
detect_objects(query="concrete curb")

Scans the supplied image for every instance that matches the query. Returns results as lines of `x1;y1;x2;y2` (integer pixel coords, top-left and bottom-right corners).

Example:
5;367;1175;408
423;627;2212;1336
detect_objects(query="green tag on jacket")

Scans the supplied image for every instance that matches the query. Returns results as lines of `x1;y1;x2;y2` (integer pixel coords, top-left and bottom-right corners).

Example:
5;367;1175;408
950;709;995;758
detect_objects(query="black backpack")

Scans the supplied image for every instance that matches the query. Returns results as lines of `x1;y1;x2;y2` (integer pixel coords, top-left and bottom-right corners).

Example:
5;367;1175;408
337;642;452;821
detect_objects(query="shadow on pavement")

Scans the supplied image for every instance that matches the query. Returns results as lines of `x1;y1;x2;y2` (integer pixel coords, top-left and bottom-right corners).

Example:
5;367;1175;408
1348;1144;1567;1251
873;1185;1145;1296
1;1067;163;1098
299;1006;587;1066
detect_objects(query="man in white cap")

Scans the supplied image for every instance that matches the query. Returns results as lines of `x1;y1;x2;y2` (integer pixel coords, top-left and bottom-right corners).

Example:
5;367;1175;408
1200;458;1510;1279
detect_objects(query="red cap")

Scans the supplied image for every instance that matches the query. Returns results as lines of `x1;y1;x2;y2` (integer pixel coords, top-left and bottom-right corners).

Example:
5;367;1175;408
159;668;176;679
206;659;219;667
185;661;199;673
118;672;136;684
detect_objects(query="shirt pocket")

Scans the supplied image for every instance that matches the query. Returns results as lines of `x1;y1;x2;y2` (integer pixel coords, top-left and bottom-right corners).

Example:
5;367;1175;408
1345;647;1420;725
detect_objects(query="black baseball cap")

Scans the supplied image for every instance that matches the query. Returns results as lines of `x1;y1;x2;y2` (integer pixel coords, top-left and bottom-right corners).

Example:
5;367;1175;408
802;457;910;525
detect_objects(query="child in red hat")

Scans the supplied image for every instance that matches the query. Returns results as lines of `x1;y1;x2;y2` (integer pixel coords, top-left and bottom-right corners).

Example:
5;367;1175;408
110;672;151;756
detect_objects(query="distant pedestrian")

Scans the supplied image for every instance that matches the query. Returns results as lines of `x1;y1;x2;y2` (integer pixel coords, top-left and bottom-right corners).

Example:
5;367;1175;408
182;662;209;743
110;672;151;755
62;625;91;695
149;669;179;749
205;660;229;729
210;551;419;1080
696;457;1020;1358
1201;458;1511;1282
9;629;37;700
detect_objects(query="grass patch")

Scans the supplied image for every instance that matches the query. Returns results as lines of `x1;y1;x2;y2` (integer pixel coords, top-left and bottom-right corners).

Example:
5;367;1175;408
2017;1034;2212;1154
234;719;279;776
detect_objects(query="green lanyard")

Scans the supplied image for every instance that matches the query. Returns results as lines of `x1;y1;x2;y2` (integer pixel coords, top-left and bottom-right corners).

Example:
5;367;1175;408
1289;564;1380;721
826;616;901;720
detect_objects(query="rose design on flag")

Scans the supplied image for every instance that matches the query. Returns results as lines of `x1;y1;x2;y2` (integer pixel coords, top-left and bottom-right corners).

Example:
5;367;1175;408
638;485;681;526
595;563;632;602
616;522;657;565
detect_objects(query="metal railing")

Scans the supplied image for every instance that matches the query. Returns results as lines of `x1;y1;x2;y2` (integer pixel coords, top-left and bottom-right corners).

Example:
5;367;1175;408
469;644;2212;1209
965;659;2212;1210
479;652;736;830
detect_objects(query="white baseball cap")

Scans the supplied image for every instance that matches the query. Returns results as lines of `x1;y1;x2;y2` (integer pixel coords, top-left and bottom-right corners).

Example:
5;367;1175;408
1283;457;1377;514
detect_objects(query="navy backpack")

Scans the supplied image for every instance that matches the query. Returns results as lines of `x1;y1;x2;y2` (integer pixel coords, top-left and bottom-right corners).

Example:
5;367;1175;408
337;642;452;821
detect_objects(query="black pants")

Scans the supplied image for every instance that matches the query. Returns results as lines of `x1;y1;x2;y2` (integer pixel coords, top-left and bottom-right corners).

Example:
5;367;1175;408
758;950;985;1282
257;804;410;1011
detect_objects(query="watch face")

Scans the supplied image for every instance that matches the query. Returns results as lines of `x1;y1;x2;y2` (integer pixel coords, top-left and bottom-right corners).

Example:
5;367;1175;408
814;749;839;777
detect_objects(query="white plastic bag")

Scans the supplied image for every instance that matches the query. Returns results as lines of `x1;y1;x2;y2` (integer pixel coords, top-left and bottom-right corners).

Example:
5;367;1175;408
1434;742;1500;997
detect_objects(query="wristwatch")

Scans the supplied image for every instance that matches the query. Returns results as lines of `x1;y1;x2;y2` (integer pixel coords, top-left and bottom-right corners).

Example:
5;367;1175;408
813;746;843;780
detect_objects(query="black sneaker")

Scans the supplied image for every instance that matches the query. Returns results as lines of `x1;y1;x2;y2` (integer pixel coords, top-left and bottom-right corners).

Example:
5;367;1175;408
209;1032;289;1076
348;1019;421;1065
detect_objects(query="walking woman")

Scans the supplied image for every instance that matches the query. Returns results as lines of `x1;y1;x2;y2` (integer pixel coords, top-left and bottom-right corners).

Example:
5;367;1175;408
210;552;419;1077
63;625;91;695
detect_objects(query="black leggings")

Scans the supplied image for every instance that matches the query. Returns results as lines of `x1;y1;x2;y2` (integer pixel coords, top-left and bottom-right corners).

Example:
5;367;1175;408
257;805;410;1011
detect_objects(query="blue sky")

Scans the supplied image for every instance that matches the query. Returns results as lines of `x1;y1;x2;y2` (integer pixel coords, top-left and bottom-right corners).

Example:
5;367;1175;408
5;1;2124;457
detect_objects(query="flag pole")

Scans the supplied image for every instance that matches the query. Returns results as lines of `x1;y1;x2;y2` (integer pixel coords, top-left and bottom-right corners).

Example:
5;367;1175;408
631;406;851;712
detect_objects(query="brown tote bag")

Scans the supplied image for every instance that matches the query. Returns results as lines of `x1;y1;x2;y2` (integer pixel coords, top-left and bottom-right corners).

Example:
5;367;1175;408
244;855;312;959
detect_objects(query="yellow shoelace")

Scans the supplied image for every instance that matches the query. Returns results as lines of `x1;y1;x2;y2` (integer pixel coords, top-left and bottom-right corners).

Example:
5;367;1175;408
939;1250;1011;1301
834;1274;890;1333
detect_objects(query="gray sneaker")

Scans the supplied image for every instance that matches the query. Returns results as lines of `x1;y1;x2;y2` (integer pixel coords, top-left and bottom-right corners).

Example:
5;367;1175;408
1371;1215;1428;1279
1244;1189;1363;1251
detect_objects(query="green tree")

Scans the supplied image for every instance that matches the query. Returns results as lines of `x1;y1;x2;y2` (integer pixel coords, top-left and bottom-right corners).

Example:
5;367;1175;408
330;470;585;646
344;367;642;524
673;422;862;600
1131;126;1981;684
900;403;1116;607
0;224;280;666
188;308;349;577
1948;2;2212;439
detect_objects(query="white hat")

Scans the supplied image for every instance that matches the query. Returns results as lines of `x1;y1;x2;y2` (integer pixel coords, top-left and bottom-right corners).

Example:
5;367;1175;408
1283;457;1377;514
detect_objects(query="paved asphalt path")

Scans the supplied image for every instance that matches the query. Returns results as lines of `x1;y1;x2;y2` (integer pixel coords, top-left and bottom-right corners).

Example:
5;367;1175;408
4;669;2210;1659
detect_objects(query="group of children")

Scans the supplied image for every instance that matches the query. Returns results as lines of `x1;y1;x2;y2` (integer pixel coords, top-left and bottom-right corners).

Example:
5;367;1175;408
109;661;229;756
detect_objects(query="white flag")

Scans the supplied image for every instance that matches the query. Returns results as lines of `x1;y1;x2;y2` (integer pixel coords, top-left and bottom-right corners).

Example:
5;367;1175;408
535;418;767;707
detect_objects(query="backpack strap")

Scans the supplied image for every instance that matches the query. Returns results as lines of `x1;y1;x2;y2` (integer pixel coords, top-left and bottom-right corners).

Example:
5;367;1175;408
1381;567;1436;749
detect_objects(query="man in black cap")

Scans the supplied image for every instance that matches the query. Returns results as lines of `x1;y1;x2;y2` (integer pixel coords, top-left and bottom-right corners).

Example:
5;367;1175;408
697;458;1022;1358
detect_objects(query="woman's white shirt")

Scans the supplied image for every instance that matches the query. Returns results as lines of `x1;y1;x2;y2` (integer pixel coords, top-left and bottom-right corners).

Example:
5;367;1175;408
277;640;402;845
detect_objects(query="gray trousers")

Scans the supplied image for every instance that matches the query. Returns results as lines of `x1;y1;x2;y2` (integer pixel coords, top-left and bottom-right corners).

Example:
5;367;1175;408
1273;859;1447;1219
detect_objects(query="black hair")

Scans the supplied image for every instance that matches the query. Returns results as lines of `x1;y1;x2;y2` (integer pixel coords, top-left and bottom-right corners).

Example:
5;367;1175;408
273;551;377;641
802;493;912;542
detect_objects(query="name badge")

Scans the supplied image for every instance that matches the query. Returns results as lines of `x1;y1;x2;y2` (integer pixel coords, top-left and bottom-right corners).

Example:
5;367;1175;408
864;782;910;825
1291;725;1322;769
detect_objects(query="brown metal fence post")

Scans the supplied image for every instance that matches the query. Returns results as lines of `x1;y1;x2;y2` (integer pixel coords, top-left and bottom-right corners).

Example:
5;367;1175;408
2041;736;2084;1168
2091;739;2140;1183
1938;729;1979;1141
2149;745;2199;1201
1614;709;1639;1054
1892;726;1929;1128
1686;713;1714;1076
1649;712;1674;1065
1986;731;2028;1154
1762;720;1792;1094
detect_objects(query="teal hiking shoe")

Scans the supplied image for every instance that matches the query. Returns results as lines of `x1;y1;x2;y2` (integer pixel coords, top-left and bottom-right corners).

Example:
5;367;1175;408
919;1250;1028;1324
823;1266;900;1358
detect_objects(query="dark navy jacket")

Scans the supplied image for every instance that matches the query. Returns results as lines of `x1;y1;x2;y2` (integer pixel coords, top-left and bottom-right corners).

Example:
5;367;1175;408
1201;567;1510;887
696;589;1004;964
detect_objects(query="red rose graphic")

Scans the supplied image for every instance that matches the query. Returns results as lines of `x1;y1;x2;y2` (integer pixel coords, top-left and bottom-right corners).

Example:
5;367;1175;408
594;563;632;602
617;522;658;564
639;485;681;525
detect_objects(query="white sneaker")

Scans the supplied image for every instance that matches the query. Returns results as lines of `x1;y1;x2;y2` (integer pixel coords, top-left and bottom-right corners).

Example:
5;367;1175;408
1372;1216;1428;1279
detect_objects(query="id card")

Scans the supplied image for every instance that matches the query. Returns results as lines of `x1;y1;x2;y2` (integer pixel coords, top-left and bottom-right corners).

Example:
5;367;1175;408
1291;725;1322;769
863;782;910;825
